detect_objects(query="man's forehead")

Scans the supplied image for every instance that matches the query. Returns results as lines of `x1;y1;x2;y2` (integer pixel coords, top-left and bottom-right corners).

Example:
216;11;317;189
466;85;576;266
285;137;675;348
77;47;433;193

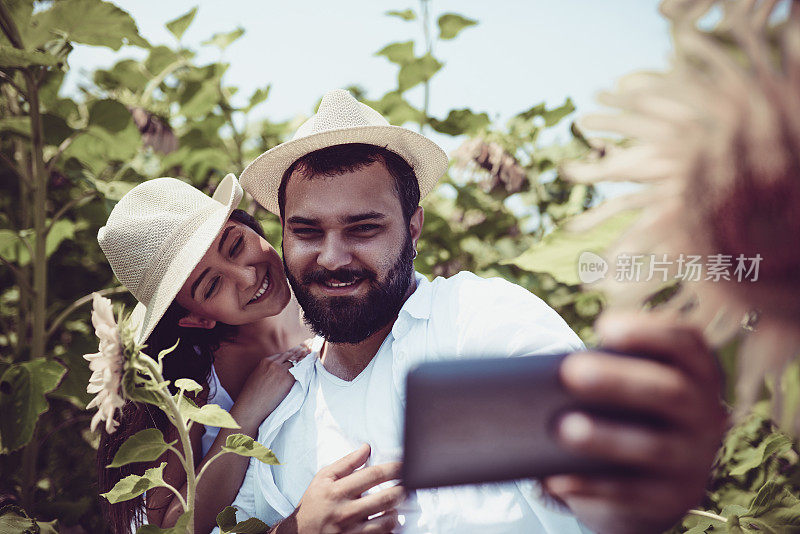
283;162;402;219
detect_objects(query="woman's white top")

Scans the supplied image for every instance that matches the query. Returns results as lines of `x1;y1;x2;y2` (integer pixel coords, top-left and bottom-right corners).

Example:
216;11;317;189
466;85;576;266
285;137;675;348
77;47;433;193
201;364;235;456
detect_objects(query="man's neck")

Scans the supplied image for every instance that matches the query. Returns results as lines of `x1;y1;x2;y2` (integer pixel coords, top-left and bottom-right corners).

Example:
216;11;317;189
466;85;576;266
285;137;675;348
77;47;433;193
321;275;418;381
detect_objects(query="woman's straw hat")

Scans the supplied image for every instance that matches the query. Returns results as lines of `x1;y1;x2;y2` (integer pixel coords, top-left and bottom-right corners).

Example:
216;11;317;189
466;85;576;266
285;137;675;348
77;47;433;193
240;89;449;215
97;174;242;345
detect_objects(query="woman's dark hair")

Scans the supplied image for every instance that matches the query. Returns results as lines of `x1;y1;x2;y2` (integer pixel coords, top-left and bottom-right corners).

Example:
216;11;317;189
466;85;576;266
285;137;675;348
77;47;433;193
97;208;265;533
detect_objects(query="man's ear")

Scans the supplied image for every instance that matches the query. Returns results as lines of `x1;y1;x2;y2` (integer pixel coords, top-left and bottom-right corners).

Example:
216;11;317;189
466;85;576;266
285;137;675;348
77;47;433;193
177;314;217;330
409;206;424;249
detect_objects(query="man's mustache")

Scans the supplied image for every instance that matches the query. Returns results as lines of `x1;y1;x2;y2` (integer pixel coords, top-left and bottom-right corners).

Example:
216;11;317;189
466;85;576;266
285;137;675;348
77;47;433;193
302;267;377;285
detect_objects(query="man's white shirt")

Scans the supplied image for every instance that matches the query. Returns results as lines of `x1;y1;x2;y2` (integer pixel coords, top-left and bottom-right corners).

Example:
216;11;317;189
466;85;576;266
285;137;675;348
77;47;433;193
217;272;592;534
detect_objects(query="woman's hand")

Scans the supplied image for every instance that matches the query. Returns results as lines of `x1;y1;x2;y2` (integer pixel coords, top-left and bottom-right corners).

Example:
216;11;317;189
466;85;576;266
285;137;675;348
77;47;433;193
233;345;310;428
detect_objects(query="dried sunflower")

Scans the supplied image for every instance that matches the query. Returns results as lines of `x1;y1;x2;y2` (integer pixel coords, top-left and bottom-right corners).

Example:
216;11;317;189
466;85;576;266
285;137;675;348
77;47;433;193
564;0;800;421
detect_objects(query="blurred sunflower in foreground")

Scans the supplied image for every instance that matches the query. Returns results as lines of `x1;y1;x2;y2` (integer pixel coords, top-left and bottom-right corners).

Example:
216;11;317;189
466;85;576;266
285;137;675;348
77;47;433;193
564;0;800;422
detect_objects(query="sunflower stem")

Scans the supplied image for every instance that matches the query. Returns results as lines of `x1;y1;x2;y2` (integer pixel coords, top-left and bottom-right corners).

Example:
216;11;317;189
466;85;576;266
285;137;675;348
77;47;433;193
143;358;196;533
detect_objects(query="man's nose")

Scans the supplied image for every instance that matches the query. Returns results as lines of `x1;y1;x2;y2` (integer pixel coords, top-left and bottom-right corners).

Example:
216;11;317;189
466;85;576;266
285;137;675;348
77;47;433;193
228;263;258;289
316;235;352;272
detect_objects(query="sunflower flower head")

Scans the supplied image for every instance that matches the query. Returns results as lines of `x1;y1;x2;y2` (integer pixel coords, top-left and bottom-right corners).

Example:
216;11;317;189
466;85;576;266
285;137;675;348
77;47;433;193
564;0;800;421
84;293;126;434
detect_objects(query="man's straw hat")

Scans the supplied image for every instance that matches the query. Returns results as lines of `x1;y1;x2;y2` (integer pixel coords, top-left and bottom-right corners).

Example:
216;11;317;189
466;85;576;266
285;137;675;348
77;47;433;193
97;174;242;345
240;89;449;215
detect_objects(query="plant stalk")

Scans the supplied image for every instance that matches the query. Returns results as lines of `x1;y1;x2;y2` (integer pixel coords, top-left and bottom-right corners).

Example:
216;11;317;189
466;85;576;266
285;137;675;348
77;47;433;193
419;0;432;134
144;358;196;532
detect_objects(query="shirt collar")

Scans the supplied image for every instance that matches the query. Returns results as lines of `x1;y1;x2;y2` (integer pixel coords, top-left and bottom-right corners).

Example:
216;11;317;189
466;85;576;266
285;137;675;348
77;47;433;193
392;272;432;339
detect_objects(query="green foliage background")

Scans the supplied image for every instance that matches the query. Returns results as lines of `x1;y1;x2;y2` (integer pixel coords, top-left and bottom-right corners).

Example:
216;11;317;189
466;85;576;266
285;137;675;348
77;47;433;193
0;1;797;532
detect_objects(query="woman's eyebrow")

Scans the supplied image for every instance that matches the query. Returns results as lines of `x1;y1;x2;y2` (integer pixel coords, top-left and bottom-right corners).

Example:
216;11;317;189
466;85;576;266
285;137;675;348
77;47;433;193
190;267;211;299
217;225;235;253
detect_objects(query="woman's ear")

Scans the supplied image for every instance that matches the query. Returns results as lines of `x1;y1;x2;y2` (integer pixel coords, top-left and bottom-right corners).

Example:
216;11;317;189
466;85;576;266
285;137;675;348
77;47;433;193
177;314;217;330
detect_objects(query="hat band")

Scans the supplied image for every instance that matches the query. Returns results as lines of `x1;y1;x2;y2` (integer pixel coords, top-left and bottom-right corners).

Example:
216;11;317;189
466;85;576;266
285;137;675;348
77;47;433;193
135;202;222;306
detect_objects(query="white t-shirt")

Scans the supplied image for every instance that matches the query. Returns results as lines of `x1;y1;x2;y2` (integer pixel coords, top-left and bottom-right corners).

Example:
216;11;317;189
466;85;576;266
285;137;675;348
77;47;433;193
270;335;400;505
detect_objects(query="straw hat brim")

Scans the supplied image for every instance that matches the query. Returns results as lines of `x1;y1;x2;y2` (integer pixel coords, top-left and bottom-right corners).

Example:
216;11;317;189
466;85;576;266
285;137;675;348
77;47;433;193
240;125;449;215
132;174;242;346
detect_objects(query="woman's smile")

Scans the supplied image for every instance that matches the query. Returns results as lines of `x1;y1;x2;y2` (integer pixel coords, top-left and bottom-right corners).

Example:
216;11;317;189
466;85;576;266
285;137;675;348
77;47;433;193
247;269;272;305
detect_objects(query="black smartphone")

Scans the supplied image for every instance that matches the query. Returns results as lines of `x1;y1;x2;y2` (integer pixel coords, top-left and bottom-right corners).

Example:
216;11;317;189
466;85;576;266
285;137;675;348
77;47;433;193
402;352;655;491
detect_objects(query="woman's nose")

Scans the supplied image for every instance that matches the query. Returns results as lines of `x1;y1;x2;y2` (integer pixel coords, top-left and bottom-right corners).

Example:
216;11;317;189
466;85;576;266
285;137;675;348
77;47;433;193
229;264;258;289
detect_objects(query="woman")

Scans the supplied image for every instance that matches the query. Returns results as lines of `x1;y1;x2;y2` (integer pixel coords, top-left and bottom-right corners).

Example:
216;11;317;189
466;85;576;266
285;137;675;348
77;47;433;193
94;175;369;533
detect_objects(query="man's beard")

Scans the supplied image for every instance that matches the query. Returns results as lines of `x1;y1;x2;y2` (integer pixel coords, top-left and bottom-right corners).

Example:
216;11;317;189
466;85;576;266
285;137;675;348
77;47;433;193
284;235;415;344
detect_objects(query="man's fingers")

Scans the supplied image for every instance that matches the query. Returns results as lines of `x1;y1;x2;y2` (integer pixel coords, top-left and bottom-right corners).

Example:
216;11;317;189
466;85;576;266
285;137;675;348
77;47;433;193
340;485;405;522
596;312;718;384
560;351;706;428
324;444;371;479
544;474;703;532
556;412;699;474
337;462;402;497
343;510;400;534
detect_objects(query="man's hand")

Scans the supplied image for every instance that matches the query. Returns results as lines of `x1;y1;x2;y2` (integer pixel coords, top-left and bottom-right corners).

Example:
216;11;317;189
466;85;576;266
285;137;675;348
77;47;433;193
545;312;728;534
292;443;403;534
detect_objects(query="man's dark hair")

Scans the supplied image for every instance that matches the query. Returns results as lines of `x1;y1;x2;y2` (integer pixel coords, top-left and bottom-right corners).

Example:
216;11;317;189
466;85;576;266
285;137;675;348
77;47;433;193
277;143;420;223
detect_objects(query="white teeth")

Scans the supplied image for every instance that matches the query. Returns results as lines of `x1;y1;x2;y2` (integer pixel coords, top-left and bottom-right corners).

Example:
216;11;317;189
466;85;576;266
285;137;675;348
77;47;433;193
326;280;358;288
249;273;270;303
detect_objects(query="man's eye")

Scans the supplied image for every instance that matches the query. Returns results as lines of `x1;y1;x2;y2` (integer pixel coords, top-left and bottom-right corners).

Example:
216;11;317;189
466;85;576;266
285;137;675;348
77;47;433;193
229;235;243;257
353;224;379;233
205;277;220;299
292;227;321;236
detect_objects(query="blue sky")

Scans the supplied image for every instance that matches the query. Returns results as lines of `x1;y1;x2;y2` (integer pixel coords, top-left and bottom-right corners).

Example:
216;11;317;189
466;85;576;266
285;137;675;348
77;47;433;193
65;0;673;153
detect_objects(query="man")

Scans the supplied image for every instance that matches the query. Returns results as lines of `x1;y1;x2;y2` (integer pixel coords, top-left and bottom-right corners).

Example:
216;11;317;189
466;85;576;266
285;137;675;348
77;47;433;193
223;89;726;533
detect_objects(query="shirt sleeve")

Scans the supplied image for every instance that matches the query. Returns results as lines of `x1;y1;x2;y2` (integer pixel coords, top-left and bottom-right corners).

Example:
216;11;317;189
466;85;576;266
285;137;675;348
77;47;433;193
440;272;584;359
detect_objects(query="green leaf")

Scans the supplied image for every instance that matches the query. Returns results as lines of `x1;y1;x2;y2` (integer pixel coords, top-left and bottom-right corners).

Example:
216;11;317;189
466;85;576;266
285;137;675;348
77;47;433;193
166;6;198;41
365;91;422;126
740;481;800;529
180;82;220;119
0;117;31;138
88;99;131;134
246;86;271;112
177;395;240;429
217;506;238;531
429;108;490;136
398;53;443;92
203;27;245;51
505;211;639;286
101;462;169;504
45;219;78;258
728;434;793;476
375;41;415;65
0;359;66;453
0;44;60;67
30;0;149;50
107;428;176;468
3;219;85;267
0;505;40;533
542;97;576;127
683;517;715;533
437;13;478;40
215;507;271;534
94;59;149;93
223;518;271;534
137;511;191;533
145;45;181;76
175;378;203;394
221;434;279;465
386;9;416;21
